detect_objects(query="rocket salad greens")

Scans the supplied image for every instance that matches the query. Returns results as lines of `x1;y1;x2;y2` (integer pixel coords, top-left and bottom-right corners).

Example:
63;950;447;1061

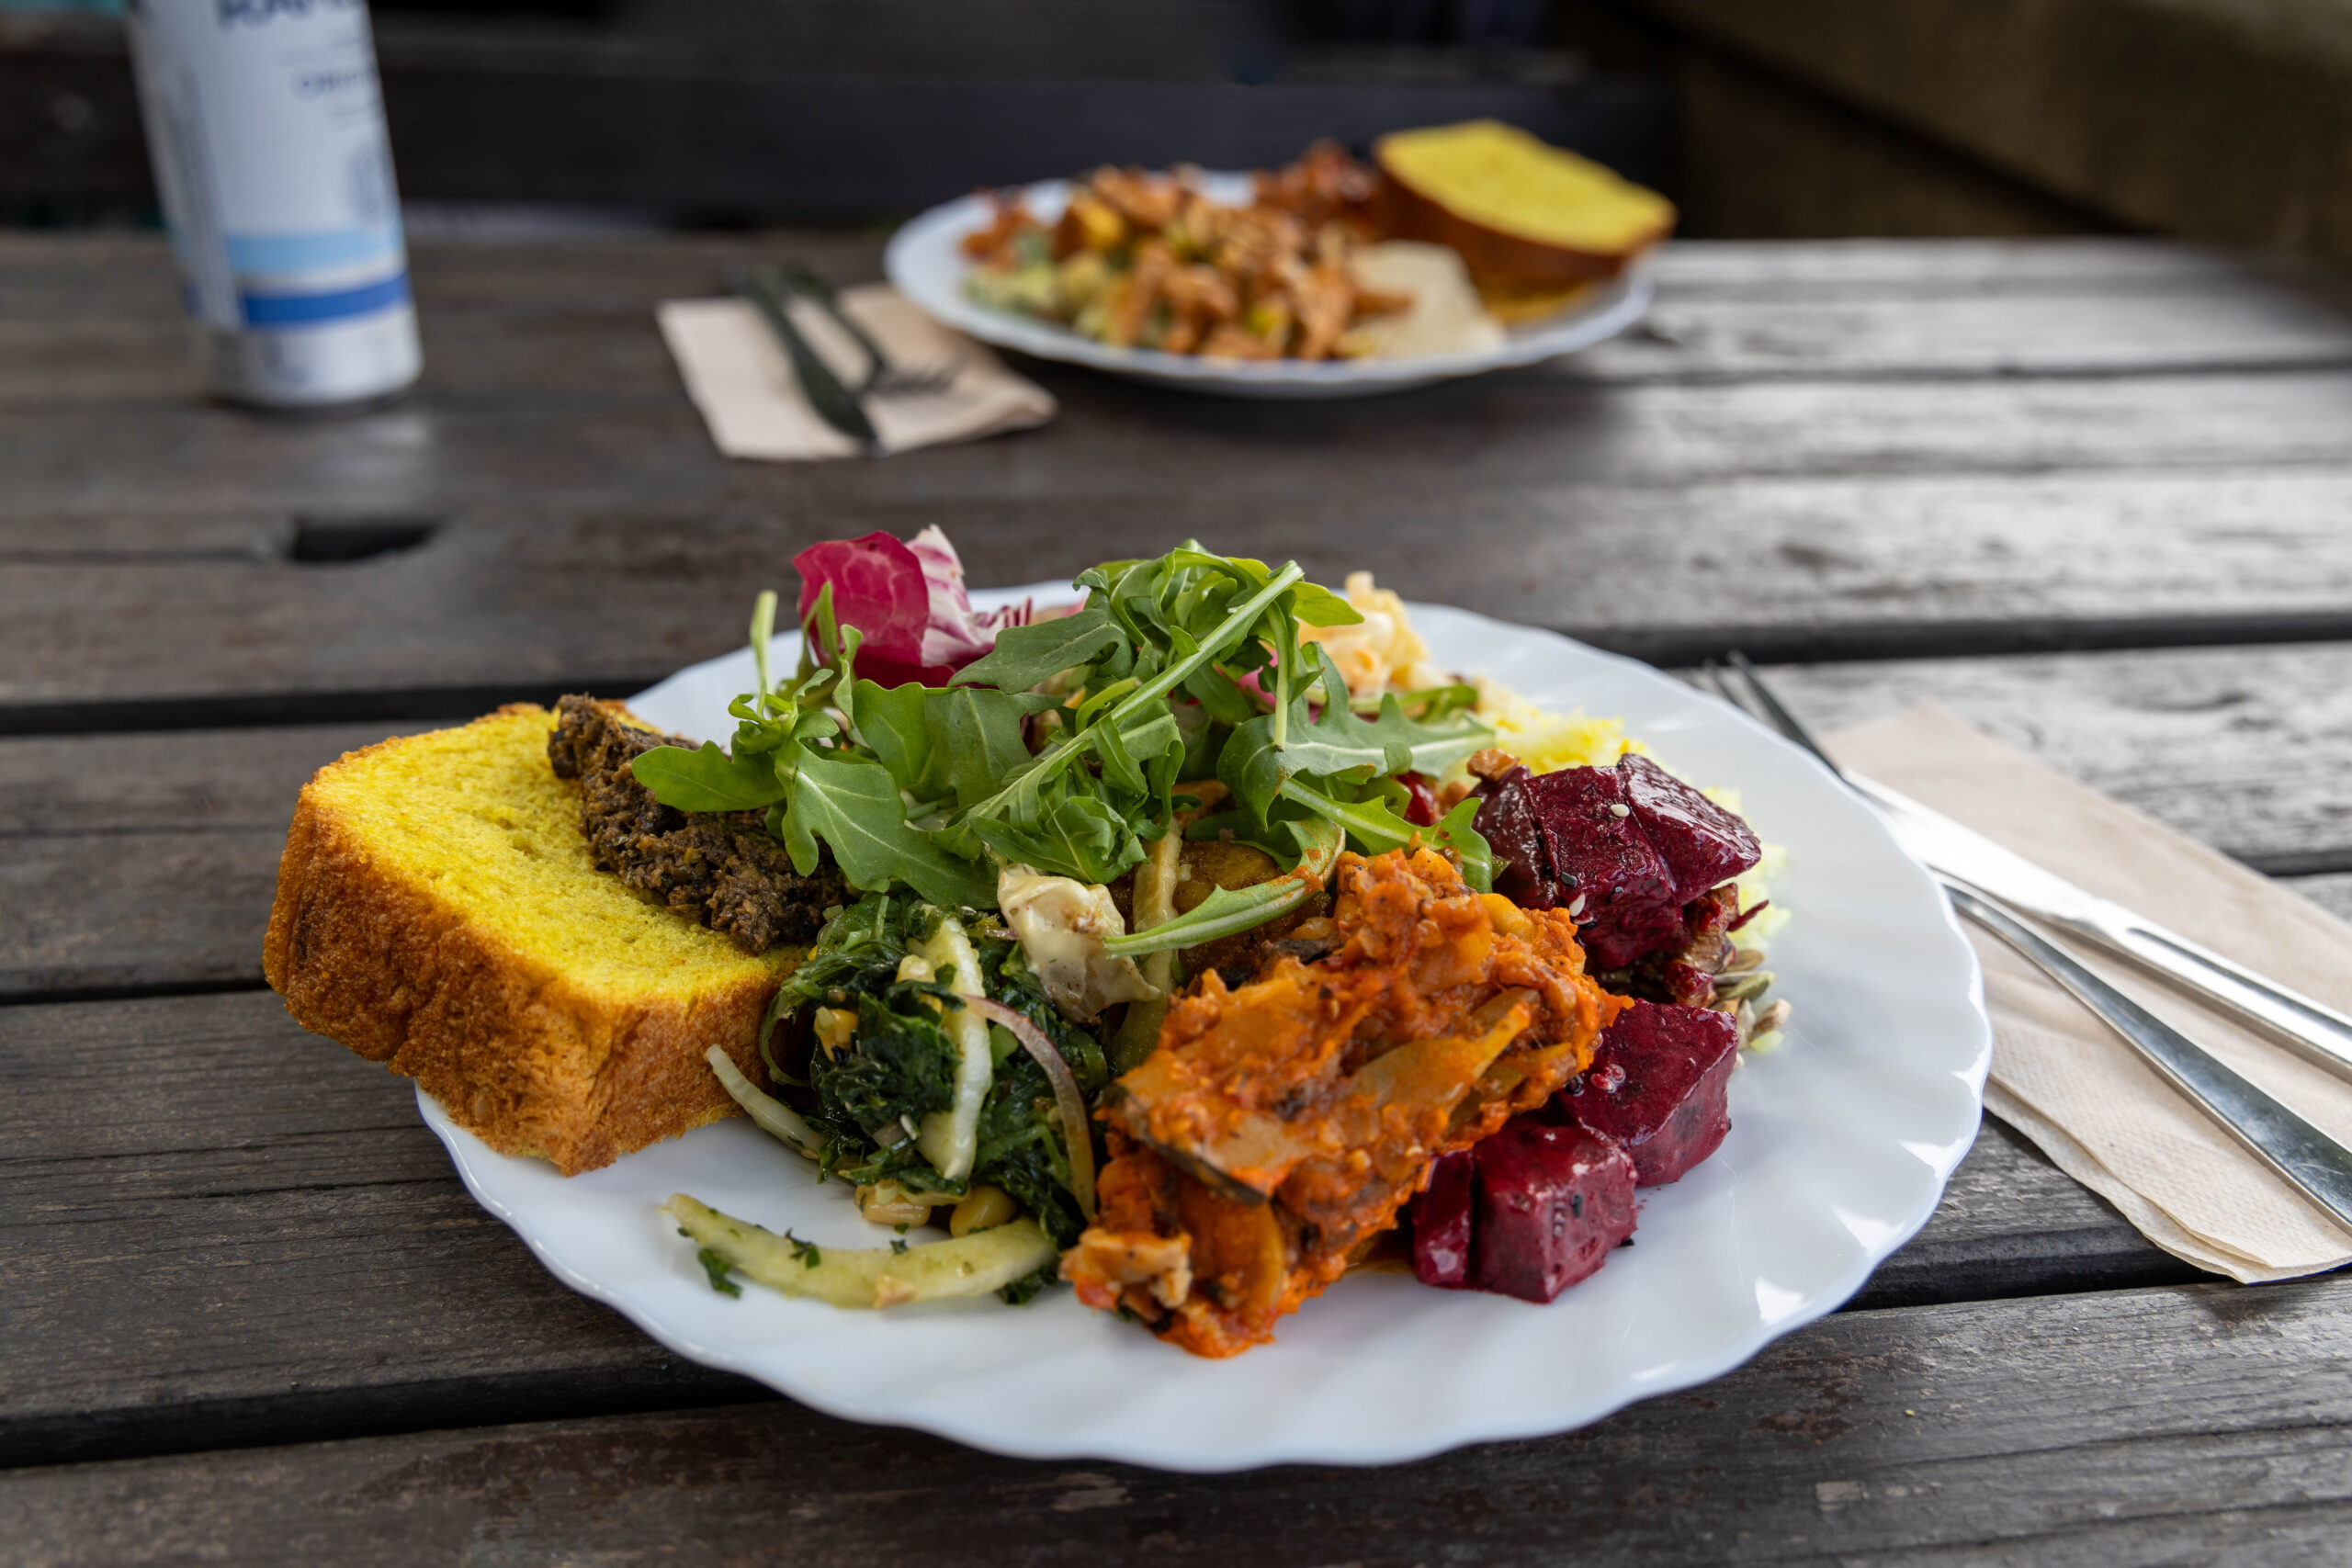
653;538;1514;1314
629;544;1498;939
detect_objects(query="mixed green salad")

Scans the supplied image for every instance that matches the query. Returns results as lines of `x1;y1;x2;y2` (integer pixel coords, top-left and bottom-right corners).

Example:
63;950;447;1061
648;538;1506;1308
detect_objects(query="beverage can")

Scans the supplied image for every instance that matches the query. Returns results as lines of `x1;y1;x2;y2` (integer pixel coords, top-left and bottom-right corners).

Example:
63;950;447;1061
124;0;421;410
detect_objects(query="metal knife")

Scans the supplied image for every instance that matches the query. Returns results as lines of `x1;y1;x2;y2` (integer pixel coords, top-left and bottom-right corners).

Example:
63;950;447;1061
729;265;879;454
1854;773;2352;1086
1946;882;2352;1232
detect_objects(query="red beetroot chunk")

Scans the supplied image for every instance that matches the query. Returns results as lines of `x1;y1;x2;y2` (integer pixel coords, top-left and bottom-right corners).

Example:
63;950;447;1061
1617;754;1761;903
1564;1000;1738;1187
1470;1122;1638;1303
1409;1150;1478;1288
1523;767;1686;968
1471;766;1556;910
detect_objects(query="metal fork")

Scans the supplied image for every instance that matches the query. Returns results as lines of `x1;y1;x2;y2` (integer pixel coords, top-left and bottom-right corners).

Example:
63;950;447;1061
775;261;962;400
1699;652;2352;1233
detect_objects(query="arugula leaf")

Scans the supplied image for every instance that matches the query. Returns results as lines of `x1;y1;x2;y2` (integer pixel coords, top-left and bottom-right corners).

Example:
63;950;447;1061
1273;779;1494;892
971;794;1144;885
1277;775;1420;853
1288;580;1365;627
934;685;1057;811
631;741;787;813
1092;706;1148;797
1437;797;1496;894
1216;711;1286;828
1102;819;1344;957
1280;646;1494;781
957;563;1303;834
952;604;1124;691
1397;682;1481;723
850;680;946;801
784;749;998;909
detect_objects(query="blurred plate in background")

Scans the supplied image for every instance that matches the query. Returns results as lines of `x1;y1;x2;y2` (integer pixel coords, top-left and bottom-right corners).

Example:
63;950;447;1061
886;175;1656;400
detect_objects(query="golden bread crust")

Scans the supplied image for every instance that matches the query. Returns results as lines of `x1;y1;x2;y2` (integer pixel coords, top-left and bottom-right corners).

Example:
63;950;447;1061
1373;122;1676;290
264;705;795;1175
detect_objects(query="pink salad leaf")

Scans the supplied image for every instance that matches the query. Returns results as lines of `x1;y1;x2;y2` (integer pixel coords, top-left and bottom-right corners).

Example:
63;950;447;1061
794;526;1052;687
906;525;1001;668
794;529;958;686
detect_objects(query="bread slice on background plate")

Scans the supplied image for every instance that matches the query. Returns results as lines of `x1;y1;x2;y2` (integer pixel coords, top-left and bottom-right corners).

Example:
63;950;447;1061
1374;118;1677;294
265;705;800;1176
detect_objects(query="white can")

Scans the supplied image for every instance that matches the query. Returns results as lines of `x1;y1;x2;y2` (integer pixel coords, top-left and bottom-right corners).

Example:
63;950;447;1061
124;0;421;410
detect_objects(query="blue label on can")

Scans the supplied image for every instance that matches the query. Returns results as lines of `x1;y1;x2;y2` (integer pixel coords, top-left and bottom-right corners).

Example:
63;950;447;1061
239;269;410;325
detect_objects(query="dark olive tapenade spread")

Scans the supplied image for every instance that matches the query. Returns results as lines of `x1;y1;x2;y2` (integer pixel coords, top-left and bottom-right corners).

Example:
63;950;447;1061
548;693;845;953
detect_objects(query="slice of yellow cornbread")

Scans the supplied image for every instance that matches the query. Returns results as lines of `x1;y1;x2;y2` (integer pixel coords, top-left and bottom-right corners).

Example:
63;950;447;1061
1375;120;1675;289
265;705;803;1175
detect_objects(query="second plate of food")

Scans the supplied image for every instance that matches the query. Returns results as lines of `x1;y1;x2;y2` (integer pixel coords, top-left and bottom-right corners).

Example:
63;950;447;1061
886;167;1657;400
421;584;1991;1472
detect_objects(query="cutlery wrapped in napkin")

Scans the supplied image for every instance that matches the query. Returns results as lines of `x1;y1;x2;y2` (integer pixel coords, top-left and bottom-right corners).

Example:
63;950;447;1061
658;284;1056;461
1830;705;2352;1281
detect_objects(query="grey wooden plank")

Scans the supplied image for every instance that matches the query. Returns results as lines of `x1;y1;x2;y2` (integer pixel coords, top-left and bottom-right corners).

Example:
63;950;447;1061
13;465;2352;720
4;363;2347;532
0;722;445;999
0;722;413;837
3;1277;2346;1567
1644;237;2352;299
0;991;764;1470
0;988;2176;1469
1758;642;2352;874
4;232;2331;318
2288;873;2352;924
14;338;2352;514
10;234;2352;403
14;247;2352;401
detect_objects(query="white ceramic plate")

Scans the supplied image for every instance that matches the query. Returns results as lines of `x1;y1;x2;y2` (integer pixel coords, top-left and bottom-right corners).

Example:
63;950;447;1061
882;175;1656;400
420;586;1990;1471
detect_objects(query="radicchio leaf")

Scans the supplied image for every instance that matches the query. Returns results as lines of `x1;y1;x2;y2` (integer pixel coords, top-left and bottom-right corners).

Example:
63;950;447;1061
794;525;1027;688
905;525;1001;668
794;531;947;686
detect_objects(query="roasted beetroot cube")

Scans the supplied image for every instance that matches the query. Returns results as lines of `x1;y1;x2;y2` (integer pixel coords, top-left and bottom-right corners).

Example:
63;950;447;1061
1565;1000;1738;1187
1409;1150;1478;1288
1472;766;1556;910
1524;767;1684;968
1469;1122;1638;1303
1617;754;1761;904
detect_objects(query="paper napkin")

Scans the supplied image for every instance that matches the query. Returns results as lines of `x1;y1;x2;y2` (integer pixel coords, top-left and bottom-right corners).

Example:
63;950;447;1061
1829;705;2352;1281
658;285;1056;461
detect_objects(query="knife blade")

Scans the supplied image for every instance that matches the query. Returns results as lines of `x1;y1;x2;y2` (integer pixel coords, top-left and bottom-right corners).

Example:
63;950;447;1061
730;265;879;455
1945;882;2352;1232
1854;773;2352;1084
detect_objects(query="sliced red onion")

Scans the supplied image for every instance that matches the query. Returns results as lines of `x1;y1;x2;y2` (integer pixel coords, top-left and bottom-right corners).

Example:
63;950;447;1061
966;996;1097;1219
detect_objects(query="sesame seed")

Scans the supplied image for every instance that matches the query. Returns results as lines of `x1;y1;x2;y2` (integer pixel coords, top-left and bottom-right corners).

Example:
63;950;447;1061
1567;893;1589;917
1609;803;1631;818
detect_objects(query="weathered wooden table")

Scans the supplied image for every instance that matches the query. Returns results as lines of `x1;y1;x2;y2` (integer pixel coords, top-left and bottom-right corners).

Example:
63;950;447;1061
5;231;2351;1563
